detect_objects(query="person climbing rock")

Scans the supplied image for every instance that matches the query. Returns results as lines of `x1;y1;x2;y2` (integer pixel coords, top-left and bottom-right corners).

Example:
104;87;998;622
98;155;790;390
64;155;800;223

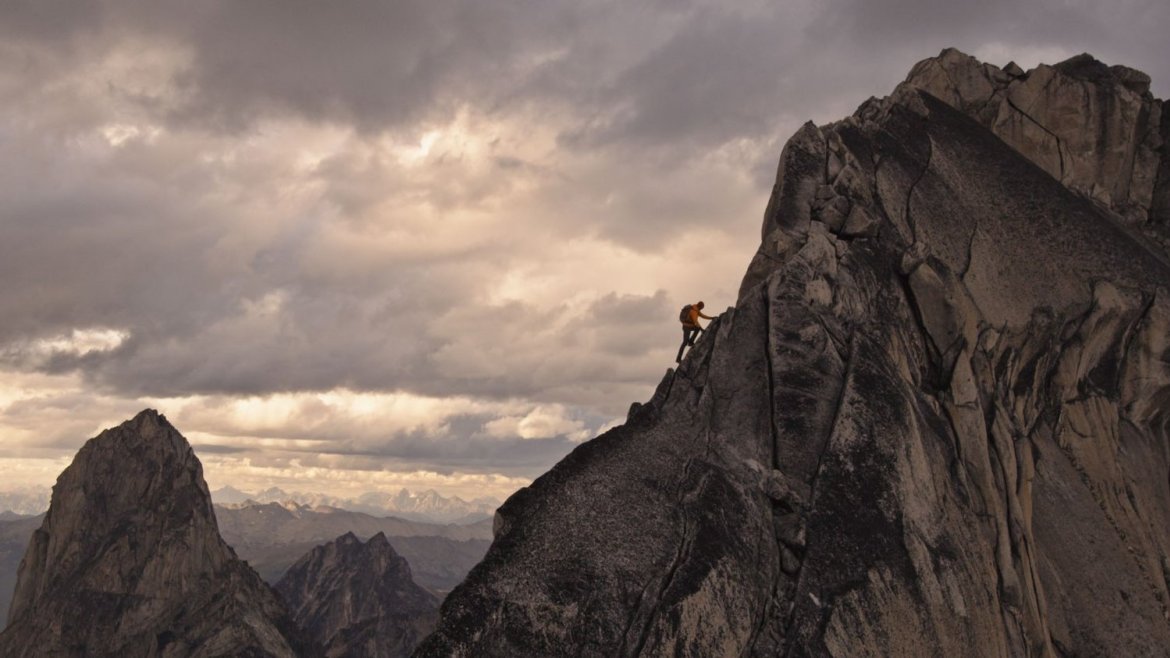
676;301;715;363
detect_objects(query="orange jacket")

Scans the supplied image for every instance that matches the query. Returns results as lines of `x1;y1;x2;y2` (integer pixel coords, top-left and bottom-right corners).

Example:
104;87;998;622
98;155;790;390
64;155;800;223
685;304;715;327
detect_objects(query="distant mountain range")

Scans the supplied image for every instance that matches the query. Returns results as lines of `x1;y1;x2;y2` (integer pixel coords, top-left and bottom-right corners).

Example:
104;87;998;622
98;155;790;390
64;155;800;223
0;411;497;655
0;499;494;632
214;500;492;595
0;492;49;517
0;485;501;525
210;485;500;524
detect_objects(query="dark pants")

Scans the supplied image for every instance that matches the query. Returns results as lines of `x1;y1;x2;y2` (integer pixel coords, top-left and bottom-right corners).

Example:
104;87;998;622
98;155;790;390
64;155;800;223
676;325;701;363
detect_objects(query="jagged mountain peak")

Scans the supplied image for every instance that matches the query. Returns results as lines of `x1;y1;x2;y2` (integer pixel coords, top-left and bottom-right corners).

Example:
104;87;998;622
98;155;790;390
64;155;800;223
904;47;1154;103
79;409;192;465
11;410;219;592
0;411;316;657
277;532;438;658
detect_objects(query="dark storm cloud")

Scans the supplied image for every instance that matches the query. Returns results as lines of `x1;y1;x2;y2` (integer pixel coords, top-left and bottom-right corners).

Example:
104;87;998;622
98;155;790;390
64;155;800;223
808;0;1170;96
0;1;794;148
0;138;233;344
0;0;622;134
4;0;1167;137
0;0;102;42
815;0;1135;50
161;0;577;131
558;7;810;151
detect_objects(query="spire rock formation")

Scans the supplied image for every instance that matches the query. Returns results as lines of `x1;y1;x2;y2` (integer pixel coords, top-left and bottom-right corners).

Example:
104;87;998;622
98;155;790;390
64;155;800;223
415;50;1170;657
276;532;439;657
0;410;316;657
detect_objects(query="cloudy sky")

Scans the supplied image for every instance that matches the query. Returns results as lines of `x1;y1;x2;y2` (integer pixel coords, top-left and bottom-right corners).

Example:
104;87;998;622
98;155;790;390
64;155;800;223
1;0;1166;505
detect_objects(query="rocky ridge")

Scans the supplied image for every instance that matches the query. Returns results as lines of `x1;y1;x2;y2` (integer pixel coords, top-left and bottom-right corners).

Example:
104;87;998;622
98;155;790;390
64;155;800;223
0;410;317;657
415;50;1170;657
899;48;1169;230
277;532;439;658
215;502;492;594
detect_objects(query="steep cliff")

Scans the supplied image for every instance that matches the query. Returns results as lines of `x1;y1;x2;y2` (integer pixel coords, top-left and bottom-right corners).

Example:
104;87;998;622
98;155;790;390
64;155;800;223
0;410;316;658
415;50;1170;657
276;532;439;658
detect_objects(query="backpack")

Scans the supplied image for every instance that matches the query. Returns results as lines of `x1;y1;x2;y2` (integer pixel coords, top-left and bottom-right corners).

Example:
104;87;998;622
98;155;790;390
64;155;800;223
679;304;693;324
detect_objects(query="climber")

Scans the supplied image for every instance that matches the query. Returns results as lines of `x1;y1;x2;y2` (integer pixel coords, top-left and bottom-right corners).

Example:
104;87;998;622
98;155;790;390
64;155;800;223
676;301;716;363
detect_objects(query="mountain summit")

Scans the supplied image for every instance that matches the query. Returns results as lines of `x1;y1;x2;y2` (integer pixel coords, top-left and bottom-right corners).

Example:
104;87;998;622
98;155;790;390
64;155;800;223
897;47;1167;228
276;532;439;657
0;410;315;657
416;50;1170;657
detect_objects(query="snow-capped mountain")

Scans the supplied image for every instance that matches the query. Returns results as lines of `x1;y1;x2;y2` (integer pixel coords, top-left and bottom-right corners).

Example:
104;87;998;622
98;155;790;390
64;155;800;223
209;486;498;524
0;489;50;516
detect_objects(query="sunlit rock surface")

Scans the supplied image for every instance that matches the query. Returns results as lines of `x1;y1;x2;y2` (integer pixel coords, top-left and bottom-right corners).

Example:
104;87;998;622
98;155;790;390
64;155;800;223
416;50;1170;657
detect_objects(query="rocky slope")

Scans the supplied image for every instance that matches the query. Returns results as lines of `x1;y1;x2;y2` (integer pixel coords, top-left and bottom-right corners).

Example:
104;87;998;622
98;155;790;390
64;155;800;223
0;410;317;657
901;49;1168;230
415;50;1170;657
0;516;41;630
277;532;439;658
216;501;491;594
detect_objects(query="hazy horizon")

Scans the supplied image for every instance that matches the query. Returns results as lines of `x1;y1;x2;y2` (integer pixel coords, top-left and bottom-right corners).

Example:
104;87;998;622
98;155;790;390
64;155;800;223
1;0;1167;502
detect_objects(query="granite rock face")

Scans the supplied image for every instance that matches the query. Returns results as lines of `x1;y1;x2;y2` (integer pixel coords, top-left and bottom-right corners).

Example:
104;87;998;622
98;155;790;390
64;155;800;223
416;50;1170;657
0;410;315;658
276;532;439;658
902;48;1170;232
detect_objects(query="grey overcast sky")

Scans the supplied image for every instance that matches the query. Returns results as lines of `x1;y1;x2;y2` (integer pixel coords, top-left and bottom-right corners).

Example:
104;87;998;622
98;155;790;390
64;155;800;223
1;0;1167;502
